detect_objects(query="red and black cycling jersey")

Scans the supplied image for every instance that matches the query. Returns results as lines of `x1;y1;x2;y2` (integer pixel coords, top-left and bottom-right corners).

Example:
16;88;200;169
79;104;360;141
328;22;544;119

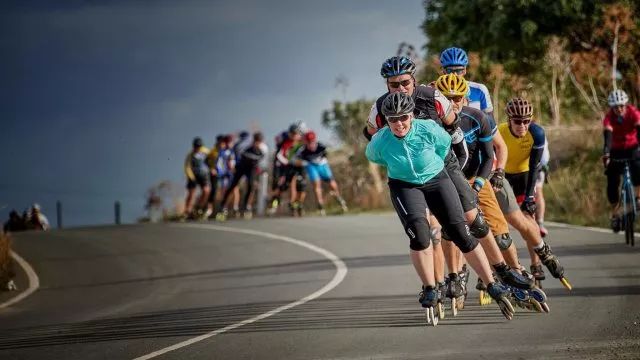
603;104;640;151
367;85;453;129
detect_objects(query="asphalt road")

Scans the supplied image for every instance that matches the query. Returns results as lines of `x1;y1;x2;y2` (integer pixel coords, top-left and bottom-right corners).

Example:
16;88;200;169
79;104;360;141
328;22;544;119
1;214;639;359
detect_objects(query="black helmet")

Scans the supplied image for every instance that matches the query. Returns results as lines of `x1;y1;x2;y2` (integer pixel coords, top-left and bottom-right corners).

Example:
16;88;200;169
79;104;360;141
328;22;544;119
288;123;302;135
192;137;203;148
381;92;415;117
380;56;416;78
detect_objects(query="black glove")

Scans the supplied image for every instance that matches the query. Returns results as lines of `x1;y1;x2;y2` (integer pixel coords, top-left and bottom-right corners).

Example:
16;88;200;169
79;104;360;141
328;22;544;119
521;196;537;216
489;168;505;191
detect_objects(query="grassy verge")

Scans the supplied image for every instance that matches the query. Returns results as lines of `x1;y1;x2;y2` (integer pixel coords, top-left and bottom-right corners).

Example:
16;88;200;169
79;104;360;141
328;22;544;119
544;126;610;228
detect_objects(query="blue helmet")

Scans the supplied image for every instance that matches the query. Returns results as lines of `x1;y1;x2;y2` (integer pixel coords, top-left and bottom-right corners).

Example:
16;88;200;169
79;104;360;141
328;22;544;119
380;56;416;78
440;47;468;67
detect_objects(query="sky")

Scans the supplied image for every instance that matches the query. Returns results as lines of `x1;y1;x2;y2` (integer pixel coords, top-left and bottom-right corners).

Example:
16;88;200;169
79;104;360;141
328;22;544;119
0;0;428;227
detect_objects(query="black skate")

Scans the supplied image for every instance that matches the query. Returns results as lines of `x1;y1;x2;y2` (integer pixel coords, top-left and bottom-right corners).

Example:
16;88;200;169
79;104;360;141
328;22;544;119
494;263;534;290
508;285;549;313
446;273;465;316
534;242;573;290
436;281;447;320
418;285;439;326
486;282;515;320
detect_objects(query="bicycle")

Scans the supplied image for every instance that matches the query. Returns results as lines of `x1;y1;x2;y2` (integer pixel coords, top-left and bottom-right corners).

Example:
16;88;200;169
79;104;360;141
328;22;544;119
613;158;636;247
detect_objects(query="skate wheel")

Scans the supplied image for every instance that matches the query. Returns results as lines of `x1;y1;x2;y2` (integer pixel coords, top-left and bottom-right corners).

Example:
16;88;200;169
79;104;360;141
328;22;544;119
497;298;515;320
425;307;438;326
437;302;445;320
458;295;465;310
541;302;550;313
450;298;458;317
425;307;431;324
529;298;544;313
560;277;572;291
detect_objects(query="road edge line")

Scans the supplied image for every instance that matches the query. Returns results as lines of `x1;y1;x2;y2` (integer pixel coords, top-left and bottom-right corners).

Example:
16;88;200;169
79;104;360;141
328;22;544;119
133;223;348;360
0;250;40;309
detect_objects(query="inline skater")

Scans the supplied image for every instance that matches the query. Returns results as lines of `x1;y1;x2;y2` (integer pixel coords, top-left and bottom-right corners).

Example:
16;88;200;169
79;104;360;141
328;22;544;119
268;130;290;215
601;89;640;232
498;98;570;290
294;131;347;215
366;56;528;307
183;137;211;219
436;74;547;311
366;92;515;321
216;132;268;221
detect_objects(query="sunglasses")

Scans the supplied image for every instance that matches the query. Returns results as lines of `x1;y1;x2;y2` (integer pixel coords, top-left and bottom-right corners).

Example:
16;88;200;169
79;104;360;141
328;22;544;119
445;67;466;75
388;79;412;89
510;118;531;125
387;114;411;123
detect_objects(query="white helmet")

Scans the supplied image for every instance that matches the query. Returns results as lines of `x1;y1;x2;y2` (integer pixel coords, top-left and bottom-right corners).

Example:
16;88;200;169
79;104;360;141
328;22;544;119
608;89;629;107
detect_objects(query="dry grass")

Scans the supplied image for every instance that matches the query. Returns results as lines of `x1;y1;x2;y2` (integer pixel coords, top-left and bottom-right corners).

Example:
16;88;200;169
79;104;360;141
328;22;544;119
0;233;14;285
545;126;610;227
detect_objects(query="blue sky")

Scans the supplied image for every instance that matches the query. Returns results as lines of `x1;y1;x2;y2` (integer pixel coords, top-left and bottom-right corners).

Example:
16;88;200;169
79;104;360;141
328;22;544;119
0;0;427;226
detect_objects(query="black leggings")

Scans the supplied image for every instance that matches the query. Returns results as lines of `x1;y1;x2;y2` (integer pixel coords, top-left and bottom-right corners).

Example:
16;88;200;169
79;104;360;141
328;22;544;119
388;170;479;253
219;164;255;211
444;149;477;212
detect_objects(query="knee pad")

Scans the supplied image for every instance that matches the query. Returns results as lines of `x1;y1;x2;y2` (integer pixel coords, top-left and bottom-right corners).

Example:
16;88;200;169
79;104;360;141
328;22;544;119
469;211;490;238
495;233;513;250
430;227;441;246
295;175;307;192
405;216;431;251
443;223;478;253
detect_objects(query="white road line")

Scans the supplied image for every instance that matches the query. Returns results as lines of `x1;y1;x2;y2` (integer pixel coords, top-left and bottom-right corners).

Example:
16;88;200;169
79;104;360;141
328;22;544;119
133;223;348;360
546;221;640;236
0;250;40;309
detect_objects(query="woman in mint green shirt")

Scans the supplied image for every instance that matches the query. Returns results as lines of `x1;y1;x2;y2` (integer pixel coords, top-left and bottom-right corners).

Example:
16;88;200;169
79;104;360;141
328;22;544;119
366;92;514;320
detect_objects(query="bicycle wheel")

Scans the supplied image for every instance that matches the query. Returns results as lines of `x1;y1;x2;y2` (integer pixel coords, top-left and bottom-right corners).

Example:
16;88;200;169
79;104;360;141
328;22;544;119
623;180;635;246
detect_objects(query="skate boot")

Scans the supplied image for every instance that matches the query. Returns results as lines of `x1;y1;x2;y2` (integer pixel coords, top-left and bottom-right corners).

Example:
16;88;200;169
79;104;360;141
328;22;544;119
289;202;298;217
476;278;492;305
338;196;348;213
267;198;279;216
458;264;470;297
610;215;621;233
436;281;447;319
534;242;572;290
6;280;17;291
243;209;253;220
486;282;515;320
494;263;534;290
318;206;327;216
296;203;305;217
530;263;545;288
507;284;548;313
418;285;439;326
446;273;464;316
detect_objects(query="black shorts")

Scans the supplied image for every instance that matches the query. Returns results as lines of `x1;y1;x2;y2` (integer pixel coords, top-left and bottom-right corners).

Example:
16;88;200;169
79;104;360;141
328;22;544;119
187;174;211;189
388;170;478;253
505;171;528;202
272;165;286;191
444;149;477;212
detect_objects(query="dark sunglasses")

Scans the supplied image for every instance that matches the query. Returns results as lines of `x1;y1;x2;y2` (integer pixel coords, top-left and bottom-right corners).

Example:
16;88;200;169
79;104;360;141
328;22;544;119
445;67;465;75
510;118;531;125
388;79;412;89
387;114;411;123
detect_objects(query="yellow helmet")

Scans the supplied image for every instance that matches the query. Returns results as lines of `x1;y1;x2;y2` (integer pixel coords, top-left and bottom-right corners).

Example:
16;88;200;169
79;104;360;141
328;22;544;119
435;74;469;98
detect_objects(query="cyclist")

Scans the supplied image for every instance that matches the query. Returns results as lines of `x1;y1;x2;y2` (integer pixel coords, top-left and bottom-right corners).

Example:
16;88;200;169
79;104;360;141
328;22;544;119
184;137;211;219
365;56;527;304
602;89;640;232
436;74;537;299
216;132;268;221
294;130;348;215
366;92;514;319
498;98;567;285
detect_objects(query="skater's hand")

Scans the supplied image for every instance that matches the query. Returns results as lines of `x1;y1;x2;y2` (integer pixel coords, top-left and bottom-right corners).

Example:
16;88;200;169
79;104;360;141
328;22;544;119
489;168;505;192
521;197;537;216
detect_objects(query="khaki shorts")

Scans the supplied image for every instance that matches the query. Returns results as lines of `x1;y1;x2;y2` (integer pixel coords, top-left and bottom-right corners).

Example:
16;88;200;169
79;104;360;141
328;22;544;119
470;178;509;236
494;180;520;215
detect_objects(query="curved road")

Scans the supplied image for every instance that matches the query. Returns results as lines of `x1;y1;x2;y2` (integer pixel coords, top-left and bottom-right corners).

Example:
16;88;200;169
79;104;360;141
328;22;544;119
1;214;639;359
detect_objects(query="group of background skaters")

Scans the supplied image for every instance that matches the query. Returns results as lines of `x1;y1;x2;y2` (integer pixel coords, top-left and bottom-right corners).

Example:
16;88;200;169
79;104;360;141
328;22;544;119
182;124;348;222
364;47;573;325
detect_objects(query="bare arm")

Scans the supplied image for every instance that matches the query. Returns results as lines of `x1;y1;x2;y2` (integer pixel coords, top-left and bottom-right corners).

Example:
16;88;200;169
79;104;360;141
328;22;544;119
493;131;508;170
